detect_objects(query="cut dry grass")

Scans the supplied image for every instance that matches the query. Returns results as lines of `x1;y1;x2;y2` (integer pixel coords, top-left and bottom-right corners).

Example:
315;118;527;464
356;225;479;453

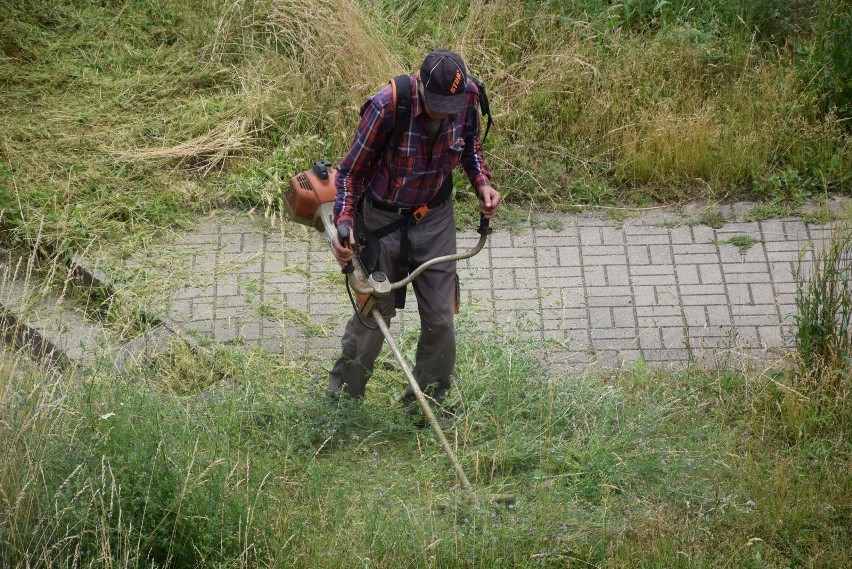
2;0;850;259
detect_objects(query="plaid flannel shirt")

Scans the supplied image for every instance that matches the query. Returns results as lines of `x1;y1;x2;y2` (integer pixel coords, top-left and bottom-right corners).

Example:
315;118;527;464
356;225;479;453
333;74;492;227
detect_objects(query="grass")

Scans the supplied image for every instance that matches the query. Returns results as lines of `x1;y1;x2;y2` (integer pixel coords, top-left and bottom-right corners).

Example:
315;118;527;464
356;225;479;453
1;0;850;259
1;317;849;567
714;235;762;255
1;1;850;567
794;223;852;409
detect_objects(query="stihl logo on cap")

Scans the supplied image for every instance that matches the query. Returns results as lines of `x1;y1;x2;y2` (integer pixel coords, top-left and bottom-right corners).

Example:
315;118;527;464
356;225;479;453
449;70;462;94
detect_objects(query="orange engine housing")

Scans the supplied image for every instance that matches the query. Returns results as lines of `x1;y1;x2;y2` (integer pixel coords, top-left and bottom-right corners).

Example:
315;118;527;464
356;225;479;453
284;162;337;230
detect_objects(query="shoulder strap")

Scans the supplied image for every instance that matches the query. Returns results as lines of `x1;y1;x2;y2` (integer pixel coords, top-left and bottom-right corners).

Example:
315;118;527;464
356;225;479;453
469;76;492;145
389;74;412;154
391;73;491;147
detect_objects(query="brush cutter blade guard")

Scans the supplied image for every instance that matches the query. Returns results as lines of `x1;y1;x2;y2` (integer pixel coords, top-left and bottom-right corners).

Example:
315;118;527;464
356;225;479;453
285;161;337;231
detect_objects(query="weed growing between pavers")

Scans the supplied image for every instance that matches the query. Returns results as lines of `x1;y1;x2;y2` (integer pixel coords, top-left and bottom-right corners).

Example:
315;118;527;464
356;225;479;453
794;223;851;418
714;235;762;255
2;313;850;567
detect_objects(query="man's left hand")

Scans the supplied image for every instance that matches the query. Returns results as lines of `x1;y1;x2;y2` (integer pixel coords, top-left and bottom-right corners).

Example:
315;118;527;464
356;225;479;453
478;184;501;219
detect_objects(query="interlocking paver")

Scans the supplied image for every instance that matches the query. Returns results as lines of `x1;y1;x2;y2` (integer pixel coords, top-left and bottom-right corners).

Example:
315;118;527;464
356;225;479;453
582;265;607;286
649;245;674;265
605;265;630;286
698;264;723;284
631;265;675;276
662;227;690;245
107;200;847;372
632;273;677;287
557;247;582;266
626;245;651;265
638;315;683;327
676;265;700;285
631;286;656;306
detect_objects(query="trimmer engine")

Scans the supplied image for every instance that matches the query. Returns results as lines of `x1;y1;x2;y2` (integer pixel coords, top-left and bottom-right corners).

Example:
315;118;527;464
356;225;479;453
284;161;337;232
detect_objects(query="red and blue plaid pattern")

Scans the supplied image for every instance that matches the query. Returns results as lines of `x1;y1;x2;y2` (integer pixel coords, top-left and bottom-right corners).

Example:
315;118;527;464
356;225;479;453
333;74;492;227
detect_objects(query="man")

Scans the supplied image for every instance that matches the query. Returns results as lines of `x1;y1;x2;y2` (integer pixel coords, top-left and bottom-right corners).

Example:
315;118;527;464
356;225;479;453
327;48;501;409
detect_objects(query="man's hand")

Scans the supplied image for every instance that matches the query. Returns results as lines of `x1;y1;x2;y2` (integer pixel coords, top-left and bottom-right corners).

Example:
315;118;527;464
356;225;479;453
332;225;355;268
478;184;501;219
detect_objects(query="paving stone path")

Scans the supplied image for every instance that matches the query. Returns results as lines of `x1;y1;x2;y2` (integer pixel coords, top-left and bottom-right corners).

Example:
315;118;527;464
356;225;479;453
108;200;845;372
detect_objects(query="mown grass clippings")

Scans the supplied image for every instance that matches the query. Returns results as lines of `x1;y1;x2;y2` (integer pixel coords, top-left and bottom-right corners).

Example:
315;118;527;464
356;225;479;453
2;0;851;263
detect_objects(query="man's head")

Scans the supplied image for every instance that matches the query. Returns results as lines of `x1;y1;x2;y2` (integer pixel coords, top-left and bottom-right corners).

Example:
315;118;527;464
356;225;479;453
419;49;468;116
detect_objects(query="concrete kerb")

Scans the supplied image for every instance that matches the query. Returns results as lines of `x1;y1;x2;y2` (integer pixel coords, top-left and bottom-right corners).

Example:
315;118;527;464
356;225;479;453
0;301;71;370
0;245;210;370
70;254;214;364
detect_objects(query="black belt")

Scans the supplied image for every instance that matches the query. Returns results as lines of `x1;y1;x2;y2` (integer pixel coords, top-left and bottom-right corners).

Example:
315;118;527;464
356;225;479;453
364;176;454;309
366;199;418;215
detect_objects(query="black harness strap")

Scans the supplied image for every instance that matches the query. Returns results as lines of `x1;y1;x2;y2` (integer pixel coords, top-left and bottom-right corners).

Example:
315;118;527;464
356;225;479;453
371;175;453;309
382;74;449;308
389;74;411;158
470;76;492;145
361;73;490;309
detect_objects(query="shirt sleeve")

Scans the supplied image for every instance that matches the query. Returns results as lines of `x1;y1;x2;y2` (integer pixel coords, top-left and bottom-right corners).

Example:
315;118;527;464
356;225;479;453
460;84;493;194
334;95;392;227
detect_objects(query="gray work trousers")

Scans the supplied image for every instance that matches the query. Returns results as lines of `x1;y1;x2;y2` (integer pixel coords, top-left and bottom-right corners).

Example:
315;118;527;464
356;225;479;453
327;198;457;401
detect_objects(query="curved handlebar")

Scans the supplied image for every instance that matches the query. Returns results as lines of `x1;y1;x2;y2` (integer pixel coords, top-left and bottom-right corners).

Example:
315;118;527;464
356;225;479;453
319;201;493;299
351;214;492;295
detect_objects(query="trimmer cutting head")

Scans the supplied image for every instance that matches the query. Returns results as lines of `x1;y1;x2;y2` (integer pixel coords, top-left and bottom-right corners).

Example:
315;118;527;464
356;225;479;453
284;161;337;231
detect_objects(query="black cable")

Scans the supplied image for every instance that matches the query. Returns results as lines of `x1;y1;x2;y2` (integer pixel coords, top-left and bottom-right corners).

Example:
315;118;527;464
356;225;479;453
344;274;378;331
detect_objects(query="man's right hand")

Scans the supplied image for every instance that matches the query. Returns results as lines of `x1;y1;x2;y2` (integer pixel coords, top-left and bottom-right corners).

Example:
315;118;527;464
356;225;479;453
332;225;355;268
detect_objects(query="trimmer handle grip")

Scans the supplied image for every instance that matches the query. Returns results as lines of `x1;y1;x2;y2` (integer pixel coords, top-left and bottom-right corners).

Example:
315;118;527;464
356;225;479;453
477;214;492;236
337;225;354;274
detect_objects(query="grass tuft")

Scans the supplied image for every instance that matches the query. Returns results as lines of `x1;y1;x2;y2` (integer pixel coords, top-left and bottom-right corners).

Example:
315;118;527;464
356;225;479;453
794;223;851;411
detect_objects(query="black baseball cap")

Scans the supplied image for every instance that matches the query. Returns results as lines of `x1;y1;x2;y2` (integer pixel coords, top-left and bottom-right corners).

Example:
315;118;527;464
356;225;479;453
420;49;468;115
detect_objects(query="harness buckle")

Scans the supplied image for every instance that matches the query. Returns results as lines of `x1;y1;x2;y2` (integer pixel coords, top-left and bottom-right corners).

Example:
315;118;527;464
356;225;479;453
412;204;430;222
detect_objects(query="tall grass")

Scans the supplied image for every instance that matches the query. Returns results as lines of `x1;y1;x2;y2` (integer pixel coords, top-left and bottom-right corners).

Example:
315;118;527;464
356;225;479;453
1;0;850;258
2;315;850;567
459;0;849;205
795;223;851;408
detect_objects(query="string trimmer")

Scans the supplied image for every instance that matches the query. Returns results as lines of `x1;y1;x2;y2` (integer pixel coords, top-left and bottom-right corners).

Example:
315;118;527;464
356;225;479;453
285;161;511;502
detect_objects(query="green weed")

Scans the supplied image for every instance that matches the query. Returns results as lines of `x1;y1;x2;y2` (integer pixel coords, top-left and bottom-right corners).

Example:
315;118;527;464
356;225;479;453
802;205;838;225
794;223;851;411
746;202;799;221
715;234;762;255
699;207;726;229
